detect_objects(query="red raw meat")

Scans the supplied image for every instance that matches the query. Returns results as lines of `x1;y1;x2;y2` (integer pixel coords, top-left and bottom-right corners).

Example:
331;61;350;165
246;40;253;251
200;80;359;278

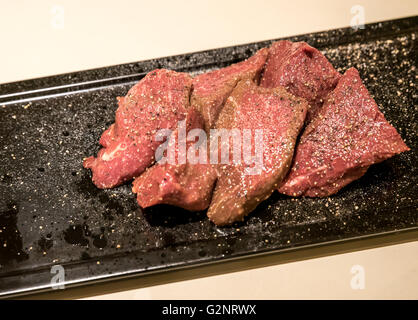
132;108;217;211
278;68;410;197
192;48;268;130
132;49;269;211
207;80;308;225
260;40;341;121
83;69;193;189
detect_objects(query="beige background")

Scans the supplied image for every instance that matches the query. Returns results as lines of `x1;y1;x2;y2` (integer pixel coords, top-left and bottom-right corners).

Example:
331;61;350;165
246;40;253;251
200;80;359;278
1;0;417;299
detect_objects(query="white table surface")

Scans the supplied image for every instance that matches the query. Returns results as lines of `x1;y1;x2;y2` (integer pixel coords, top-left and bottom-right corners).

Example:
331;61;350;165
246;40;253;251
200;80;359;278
1;0;417;299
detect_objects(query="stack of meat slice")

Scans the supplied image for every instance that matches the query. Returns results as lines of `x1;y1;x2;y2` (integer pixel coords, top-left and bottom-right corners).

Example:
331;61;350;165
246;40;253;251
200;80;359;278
84;40;409;226
132;48;269;212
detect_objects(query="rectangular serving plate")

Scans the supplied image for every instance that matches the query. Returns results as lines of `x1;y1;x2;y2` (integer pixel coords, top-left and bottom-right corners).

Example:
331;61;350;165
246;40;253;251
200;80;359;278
0;16;417;298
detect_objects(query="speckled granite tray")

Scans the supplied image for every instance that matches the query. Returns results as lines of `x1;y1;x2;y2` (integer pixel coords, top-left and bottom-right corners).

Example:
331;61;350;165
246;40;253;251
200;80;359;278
0;16;417;298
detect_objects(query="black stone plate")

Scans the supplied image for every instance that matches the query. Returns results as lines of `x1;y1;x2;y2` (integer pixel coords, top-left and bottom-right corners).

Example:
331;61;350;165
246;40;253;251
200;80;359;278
0;16;417;298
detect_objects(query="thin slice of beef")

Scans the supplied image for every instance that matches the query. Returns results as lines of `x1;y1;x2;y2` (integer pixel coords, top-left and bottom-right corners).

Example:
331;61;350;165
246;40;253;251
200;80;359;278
207;80;308;226
191;48;268;130
132;108;217;211
83;69;193;189
260;40;341;121
278;67;410;197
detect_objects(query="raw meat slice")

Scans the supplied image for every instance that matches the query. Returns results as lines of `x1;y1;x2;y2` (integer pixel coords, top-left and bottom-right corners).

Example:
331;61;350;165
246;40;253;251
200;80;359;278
207;80;308;226
83;69;193;189
191;48;268;130
260;40;341;121
132;108;217;211
278;67;410;197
